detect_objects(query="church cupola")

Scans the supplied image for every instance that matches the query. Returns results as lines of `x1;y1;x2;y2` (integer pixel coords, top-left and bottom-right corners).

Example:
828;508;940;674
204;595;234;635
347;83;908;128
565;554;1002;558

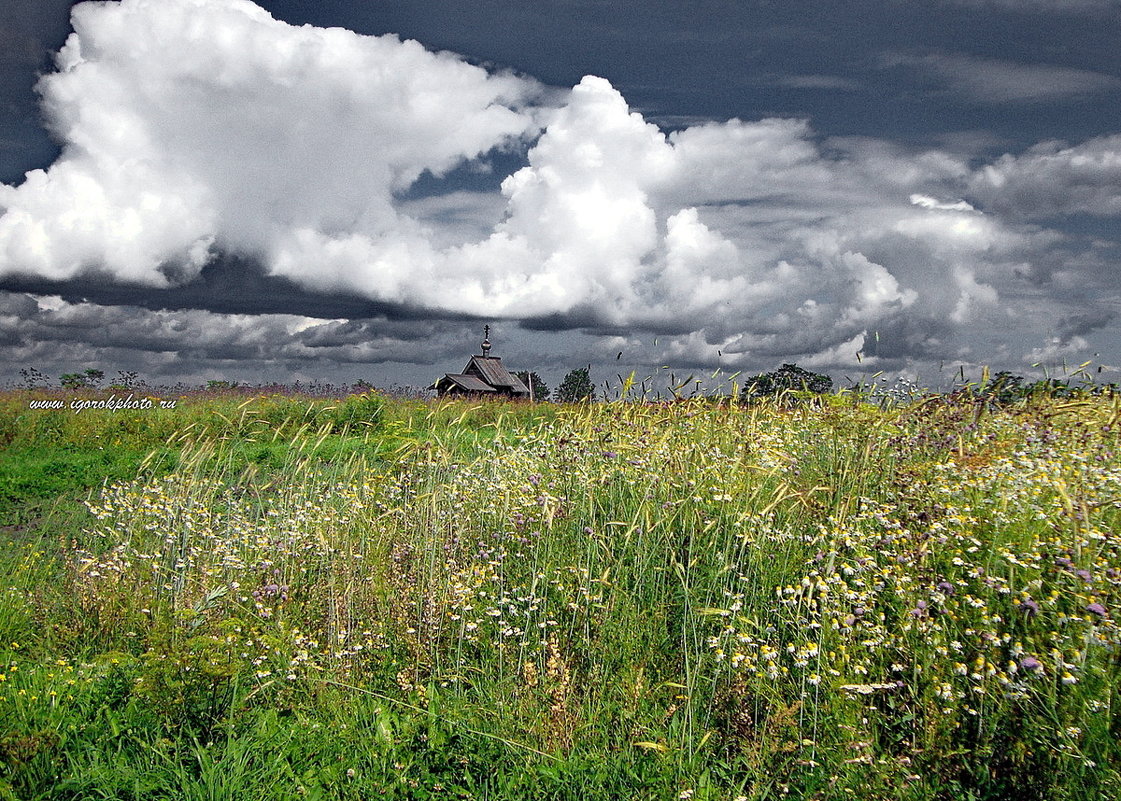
481;324;492;357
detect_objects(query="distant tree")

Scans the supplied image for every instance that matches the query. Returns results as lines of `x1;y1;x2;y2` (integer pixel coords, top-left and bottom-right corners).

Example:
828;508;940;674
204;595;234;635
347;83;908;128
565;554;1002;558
19;368;49;389
59;368;104;389
742;363;832;400
514;371;550;401
108;370;141;391
980;371;1025;405
556;367;595;403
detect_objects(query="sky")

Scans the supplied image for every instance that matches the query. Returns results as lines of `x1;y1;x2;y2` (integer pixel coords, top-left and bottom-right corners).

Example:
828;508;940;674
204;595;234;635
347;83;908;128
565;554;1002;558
1;0;1120;394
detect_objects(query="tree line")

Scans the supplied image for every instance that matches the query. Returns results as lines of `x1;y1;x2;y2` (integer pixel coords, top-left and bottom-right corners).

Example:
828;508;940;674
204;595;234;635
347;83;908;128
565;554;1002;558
16;363;1113;404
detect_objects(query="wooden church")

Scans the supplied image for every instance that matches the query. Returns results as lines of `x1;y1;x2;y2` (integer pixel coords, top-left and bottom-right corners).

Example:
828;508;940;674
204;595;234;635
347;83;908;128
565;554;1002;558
430;326;532;399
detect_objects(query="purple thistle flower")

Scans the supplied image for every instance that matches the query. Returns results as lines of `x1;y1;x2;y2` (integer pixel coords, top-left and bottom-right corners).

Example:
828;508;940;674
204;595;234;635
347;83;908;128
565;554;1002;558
1076;569;1093;582
1086;602;1107;617
1019;656;1042;672
936;581;955;595
1019;598;1040;618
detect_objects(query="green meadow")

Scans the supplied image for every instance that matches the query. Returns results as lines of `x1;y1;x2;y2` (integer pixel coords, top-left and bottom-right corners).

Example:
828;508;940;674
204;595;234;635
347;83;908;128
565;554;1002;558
1;388;1119;800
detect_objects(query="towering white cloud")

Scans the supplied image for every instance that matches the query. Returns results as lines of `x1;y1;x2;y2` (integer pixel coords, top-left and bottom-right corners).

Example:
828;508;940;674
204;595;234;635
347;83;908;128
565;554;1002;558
459;75;675;319
0;0;541;285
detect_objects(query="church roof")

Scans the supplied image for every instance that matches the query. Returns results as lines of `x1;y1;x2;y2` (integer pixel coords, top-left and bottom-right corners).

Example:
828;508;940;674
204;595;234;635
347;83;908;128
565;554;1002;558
433;373;497;393
464;355;530;395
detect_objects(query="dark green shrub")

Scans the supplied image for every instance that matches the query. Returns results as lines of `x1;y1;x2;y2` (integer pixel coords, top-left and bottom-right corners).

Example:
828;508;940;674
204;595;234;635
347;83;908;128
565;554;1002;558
741;363;833;400
328;392;384;433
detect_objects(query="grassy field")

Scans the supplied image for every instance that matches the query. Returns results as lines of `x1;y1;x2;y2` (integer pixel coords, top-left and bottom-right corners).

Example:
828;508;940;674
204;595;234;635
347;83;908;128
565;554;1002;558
0;387;1119;799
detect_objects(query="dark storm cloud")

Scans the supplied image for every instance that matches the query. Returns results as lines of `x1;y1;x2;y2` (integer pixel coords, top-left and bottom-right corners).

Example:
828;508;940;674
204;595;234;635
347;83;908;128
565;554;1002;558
0;255;467;321
519;307;698;337
0;289;485;382
1058;310;1115;340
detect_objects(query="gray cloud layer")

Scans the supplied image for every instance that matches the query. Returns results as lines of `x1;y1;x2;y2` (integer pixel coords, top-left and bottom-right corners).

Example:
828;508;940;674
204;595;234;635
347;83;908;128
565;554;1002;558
883;52;1121;104
946;0;1121;12
945;0;1120;11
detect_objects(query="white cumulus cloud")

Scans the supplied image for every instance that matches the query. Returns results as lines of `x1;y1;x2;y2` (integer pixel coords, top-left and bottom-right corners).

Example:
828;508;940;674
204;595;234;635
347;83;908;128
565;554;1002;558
0;0;542;286
969;135;1121;218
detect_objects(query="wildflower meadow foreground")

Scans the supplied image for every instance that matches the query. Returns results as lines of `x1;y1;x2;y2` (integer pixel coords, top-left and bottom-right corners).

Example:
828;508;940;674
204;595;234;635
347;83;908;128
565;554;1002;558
1;389;1119;799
